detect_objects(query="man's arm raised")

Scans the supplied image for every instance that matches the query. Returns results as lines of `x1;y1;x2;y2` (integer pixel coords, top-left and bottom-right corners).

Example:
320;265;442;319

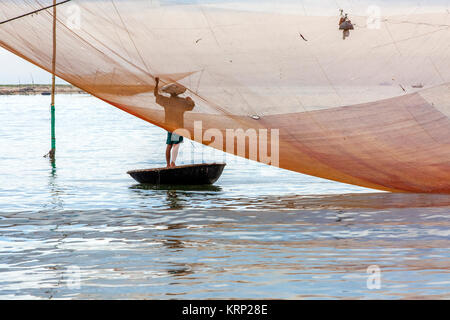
154;77;160;97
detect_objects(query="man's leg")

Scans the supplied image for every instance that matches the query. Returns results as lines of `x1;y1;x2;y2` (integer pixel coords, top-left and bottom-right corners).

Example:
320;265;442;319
171;143;180;167
166;144;173;167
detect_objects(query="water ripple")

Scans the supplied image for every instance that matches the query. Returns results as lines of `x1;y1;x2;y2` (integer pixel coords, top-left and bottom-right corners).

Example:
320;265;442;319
0;95;449;299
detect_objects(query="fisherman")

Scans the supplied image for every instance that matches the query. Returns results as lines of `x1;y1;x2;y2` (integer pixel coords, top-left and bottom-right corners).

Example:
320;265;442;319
339;11;354;40
339;9;345;25
154;77;195;168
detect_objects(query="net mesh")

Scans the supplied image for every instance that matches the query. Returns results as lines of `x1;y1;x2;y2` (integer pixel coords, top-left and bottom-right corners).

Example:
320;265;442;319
1;0;450;193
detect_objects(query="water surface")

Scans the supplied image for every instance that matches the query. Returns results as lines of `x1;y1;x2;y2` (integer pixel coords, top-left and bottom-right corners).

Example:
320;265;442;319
0;95;449;299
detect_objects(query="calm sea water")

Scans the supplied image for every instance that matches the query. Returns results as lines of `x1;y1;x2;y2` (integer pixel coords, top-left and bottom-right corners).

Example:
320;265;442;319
0;94;449;299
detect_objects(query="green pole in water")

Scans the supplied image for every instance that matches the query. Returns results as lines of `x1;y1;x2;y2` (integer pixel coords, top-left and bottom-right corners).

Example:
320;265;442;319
48;0;57;164
51;102;55;151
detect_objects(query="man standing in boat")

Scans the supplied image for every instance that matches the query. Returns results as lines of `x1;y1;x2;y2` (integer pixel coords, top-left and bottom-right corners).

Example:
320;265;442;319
338;10;354;40
154;77;195;168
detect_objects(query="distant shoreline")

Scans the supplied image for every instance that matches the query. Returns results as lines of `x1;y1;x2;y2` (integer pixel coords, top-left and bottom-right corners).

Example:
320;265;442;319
0;84;86;95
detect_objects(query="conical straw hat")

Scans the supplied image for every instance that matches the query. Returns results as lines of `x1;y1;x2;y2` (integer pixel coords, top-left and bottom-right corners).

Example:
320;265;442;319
161;83;186;95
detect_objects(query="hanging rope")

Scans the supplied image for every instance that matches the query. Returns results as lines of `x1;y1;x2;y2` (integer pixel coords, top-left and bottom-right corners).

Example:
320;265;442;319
49;0;57;162
0;0;72;25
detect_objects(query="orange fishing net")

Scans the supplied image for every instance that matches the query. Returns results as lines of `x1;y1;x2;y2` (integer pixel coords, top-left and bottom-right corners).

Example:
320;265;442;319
1;1;450;193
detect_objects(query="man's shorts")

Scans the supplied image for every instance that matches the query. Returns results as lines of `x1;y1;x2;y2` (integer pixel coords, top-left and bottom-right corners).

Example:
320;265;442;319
166;131;183;145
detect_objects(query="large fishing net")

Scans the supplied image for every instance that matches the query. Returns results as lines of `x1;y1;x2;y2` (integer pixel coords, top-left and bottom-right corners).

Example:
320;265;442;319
1;0;450;193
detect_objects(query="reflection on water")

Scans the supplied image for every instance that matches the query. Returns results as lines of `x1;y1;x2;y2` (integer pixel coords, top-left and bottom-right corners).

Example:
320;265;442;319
0;95;449;299
44;167;64;211
129;184;223;210
230;192;450;210
0;206;449;299
130;183;222;192
129;185;450;212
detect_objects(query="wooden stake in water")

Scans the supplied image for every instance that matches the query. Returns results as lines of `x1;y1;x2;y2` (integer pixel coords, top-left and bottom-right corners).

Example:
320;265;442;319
48;0;57;164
